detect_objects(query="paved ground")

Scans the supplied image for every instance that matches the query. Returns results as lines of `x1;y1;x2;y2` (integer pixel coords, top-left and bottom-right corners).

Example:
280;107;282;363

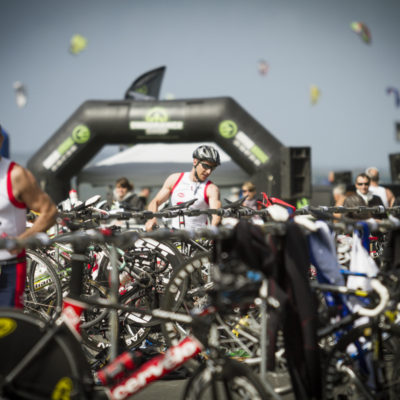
129;379;187;400
128;375;295;400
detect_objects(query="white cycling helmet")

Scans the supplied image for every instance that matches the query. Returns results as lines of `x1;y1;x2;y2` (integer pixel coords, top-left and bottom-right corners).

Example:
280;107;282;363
192;145;221;166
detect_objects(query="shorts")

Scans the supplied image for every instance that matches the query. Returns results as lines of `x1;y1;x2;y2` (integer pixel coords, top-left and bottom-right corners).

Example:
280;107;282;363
0;254;26;308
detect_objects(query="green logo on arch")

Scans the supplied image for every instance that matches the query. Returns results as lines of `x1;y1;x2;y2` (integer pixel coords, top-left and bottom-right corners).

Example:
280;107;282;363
145;107;169;123
219;120;238;139
136;85;148;94
72;125;90;144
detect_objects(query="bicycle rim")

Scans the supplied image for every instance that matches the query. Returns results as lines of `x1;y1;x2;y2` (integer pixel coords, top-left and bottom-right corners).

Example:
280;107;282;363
25;250;63;320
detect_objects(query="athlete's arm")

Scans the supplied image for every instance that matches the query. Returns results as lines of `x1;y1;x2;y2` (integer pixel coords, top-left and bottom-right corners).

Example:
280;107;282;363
207;183;222;226
11;164;57;239
145;173;180;231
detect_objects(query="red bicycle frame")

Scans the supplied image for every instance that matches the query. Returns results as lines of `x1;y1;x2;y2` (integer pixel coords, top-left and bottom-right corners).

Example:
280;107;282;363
62;296;202;399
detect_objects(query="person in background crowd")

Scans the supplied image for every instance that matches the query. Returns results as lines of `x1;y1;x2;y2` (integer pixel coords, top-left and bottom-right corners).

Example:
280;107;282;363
365;166;395;208
343;173;384;219
0;126;57;307
332;183;347;207
331;183;348;220
241;181;264;225
145;145;222;231
113;177;145;211
241;181;258;210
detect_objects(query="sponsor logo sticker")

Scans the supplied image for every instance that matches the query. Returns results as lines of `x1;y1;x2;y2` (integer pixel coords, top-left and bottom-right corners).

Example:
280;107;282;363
130;107;184;135
219;120;238;139
0;318;16;338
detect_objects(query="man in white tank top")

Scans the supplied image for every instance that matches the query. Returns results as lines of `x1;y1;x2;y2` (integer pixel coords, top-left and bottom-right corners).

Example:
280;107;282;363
365;166;395;207
145;145;222;231
0;127;57;307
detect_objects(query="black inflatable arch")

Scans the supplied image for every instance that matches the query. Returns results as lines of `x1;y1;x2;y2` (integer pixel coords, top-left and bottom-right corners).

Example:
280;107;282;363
28;68;289;203
28;97;285;203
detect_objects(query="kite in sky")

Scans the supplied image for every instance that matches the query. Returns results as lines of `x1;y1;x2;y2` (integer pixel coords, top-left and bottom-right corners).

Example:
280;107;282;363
257;59;269;76
387;87;400;107
310;85;320;105
13;81;27;108
350;22;371;44
69;34;88;55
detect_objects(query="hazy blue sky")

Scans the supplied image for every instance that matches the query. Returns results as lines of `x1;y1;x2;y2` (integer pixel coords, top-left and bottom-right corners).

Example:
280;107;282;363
1;0;400;182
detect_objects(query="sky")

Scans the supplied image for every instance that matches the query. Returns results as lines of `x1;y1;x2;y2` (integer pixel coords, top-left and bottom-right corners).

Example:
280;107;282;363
1;0;400;184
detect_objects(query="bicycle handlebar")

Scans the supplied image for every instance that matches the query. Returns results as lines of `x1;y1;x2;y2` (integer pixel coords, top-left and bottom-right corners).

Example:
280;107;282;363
296;204;395;216
57;203;273;223
357;279;390;317
311;278;390;318
4;210;400;252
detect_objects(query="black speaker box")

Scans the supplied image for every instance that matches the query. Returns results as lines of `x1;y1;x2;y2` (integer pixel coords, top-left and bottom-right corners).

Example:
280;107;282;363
389;153;400;183
280;147;311;199
333;171;352;185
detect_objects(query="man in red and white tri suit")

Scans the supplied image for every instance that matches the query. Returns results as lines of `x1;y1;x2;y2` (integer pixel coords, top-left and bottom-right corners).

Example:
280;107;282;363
0;127;57;307
145;145;222;231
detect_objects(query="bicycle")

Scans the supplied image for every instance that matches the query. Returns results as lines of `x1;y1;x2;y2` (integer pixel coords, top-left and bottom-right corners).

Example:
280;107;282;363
0;228;270;400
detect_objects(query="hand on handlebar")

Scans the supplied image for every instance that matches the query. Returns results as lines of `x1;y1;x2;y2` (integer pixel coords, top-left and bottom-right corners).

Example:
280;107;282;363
145;218;158;232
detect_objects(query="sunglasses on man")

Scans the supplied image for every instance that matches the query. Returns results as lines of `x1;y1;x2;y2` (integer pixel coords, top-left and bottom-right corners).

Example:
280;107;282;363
199;162;216;171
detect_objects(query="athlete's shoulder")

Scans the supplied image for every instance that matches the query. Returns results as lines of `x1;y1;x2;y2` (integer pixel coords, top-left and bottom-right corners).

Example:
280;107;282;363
9;162;27;180
164;172;184;188
207;180;219;190
205;181;220;197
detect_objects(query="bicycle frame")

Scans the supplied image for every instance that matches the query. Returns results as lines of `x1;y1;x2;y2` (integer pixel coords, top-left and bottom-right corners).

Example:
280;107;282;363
62;294;202;399
3;231;207;399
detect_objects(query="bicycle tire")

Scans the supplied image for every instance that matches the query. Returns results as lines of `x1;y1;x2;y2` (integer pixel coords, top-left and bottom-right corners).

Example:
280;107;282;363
80;279;110;329
80;286;155;353
183;357;271;400
161;253;213;347
25;250;63;320
0;308;94;399
324;322;400;400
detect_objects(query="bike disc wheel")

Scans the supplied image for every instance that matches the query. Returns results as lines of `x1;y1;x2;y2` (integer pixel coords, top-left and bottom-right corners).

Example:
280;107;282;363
0;308;93;399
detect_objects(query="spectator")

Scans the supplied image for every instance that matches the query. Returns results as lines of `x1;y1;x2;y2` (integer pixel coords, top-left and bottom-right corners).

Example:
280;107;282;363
113;177;145;211
365;166;395;207
331;183;347;220
241;181;258;210
332;183;347;207
343;173;384;219
0;127;57;307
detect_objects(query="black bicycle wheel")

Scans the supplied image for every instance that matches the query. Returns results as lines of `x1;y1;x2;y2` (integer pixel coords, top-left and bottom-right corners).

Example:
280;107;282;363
119;287;155;349
80;279;110;330
25;250;63;320
80;286;156;353
0;308;94;399
183;357;270;400
161;253;213;347
324;322;400;400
